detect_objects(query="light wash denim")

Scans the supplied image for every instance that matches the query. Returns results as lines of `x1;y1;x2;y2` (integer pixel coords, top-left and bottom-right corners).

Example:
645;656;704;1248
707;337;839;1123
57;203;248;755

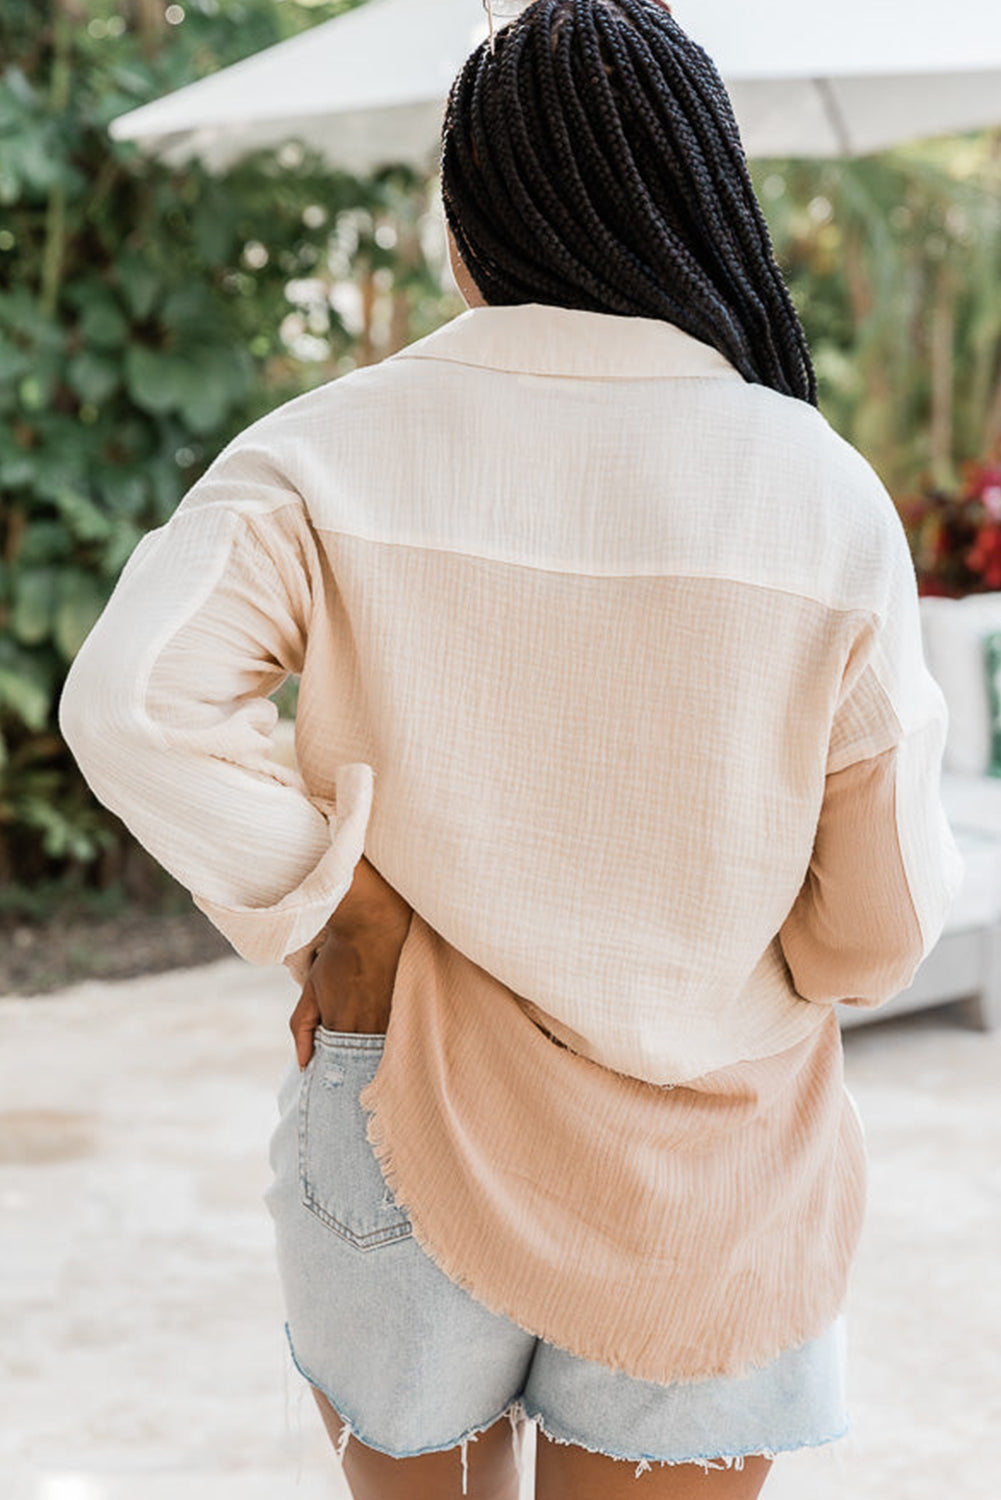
264;1026;850;1492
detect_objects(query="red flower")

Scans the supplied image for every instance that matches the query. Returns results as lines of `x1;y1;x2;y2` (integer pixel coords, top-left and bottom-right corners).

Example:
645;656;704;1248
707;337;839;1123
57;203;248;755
918;578;956;597
974;462;1001;492
966;525;1001;588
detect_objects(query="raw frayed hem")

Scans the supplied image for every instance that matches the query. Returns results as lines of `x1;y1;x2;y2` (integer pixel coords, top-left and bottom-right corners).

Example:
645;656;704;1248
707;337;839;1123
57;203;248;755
522;1398;852;1480
358;1084;848;1386
283;1323;528;1496
284;1326;848;1489
358;1089;553;1342
456;1404;531;1496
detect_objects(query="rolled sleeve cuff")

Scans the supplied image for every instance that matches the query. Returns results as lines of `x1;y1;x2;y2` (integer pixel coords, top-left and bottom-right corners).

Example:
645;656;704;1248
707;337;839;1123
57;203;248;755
192;762;374;968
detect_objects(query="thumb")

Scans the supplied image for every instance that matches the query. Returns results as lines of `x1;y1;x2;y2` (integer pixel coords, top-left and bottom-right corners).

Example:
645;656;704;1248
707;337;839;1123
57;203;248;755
290;980;321;1070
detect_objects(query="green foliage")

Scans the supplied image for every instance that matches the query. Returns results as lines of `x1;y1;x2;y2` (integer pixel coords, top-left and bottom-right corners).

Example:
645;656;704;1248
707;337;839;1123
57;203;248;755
9;0;999;899
750;134;1001;494
0;0;454;889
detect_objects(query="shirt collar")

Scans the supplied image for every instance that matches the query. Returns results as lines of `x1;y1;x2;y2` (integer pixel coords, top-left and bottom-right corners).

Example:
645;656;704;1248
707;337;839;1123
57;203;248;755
387;301;744;381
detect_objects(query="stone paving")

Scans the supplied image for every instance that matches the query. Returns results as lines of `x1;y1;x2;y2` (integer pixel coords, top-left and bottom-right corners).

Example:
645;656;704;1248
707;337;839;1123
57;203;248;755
2;958;998;1499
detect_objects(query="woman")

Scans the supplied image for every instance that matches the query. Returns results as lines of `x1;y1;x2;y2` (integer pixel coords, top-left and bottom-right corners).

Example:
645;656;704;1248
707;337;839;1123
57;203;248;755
60;2;962;1497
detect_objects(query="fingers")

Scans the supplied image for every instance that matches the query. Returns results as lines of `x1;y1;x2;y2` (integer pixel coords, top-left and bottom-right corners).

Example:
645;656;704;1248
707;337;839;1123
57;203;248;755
289;980;321;1070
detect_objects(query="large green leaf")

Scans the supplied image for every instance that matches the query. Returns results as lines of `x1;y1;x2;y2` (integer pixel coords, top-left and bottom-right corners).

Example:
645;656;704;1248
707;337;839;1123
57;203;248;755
0;670;50;732
161;284;215;334
0;448;36;490
0;641;53;731
28;451;89;506
0;289;64;349
47;488;112;544
0;67;38;112
15;521;75;566
52;570;108;661
79;294;129;350
66;349;120;405
11;566;58;645
123;345;189;415
0;127;70;198
94;468;148;518
116;253;161;320
18;795;110;862
0;335;31;382
177;346;251;433
124;342;248;430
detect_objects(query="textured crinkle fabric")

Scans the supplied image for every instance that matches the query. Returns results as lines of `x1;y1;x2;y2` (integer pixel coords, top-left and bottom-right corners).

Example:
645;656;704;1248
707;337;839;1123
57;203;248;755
358;912;866;1386
59;300;962;1381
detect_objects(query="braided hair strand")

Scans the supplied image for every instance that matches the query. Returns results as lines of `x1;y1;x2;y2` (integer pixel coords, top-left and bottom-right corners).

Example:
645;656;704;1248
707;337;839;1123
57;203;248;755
440;0;817;404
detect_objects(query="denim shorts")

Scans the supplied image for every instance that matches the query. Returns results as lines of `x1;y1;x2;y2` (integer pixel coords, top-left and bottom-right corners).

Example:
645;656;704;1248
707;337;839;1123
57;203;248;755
263;1027;850;1492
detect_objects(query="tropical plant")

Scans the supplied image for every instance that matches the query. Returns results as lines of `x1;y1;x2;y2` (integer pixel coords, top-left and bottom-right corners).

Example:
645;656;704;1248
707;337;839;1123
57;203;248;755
0;0;453;890
750;131;1001;497
5;0;1001;896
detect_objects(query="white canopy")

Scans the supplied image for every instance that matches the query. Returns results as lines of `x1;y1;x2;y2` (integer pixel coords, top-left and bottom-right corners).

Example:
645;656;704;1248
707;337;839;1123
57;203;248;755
109;0;1001;171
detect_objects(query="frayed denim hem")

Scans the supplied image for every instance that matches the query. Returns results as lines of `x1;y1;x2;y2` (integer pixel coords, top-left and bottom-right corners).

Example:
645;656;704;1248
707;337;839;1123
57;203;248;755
284;1321;850;1489
283;1323;528;1495
520;1396;852;1479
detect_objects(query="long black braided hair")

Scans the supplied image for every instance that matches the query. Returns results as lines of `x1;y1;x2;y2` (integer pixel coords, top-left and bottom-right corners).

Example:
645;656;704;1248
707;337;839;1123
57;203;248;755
440;0;817;405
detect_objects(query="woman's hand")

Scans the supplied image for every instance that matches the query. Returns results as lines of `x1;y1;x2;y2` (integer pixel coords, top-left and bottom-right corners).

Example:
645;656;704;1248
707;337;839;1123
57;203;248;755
288;857;414;1069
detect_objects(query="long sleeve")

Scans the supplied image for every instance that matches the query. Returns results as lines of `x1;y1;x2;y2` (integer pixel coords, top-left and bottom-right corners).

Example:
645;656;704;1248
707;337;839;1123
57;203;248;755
58;457;373;968
779;513;965;1009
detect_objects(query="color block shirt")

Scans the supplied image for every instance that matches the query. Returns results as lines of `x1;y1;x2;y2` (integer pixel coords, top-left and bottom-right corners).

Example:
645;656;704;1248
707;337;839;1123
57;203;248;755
59;302;963;1382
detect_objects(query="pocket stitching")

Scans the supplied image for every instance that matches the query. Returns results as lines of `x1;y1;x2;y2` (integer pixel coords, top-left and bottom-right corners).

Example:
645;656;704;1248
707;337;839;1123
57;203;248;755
297;1052;413;1249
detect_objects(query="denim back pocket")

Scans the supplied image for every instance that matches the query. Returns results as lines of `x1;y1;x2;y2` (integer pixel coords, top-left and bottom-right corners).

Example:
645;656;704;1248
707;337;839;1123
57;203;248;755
298;1027;413;1250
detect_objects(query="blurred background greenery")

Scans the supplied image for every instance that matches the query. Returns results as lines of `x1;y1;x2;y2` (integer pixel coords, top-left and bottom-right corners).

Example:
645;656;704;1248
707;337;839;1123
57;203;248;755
2;0;1000;927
